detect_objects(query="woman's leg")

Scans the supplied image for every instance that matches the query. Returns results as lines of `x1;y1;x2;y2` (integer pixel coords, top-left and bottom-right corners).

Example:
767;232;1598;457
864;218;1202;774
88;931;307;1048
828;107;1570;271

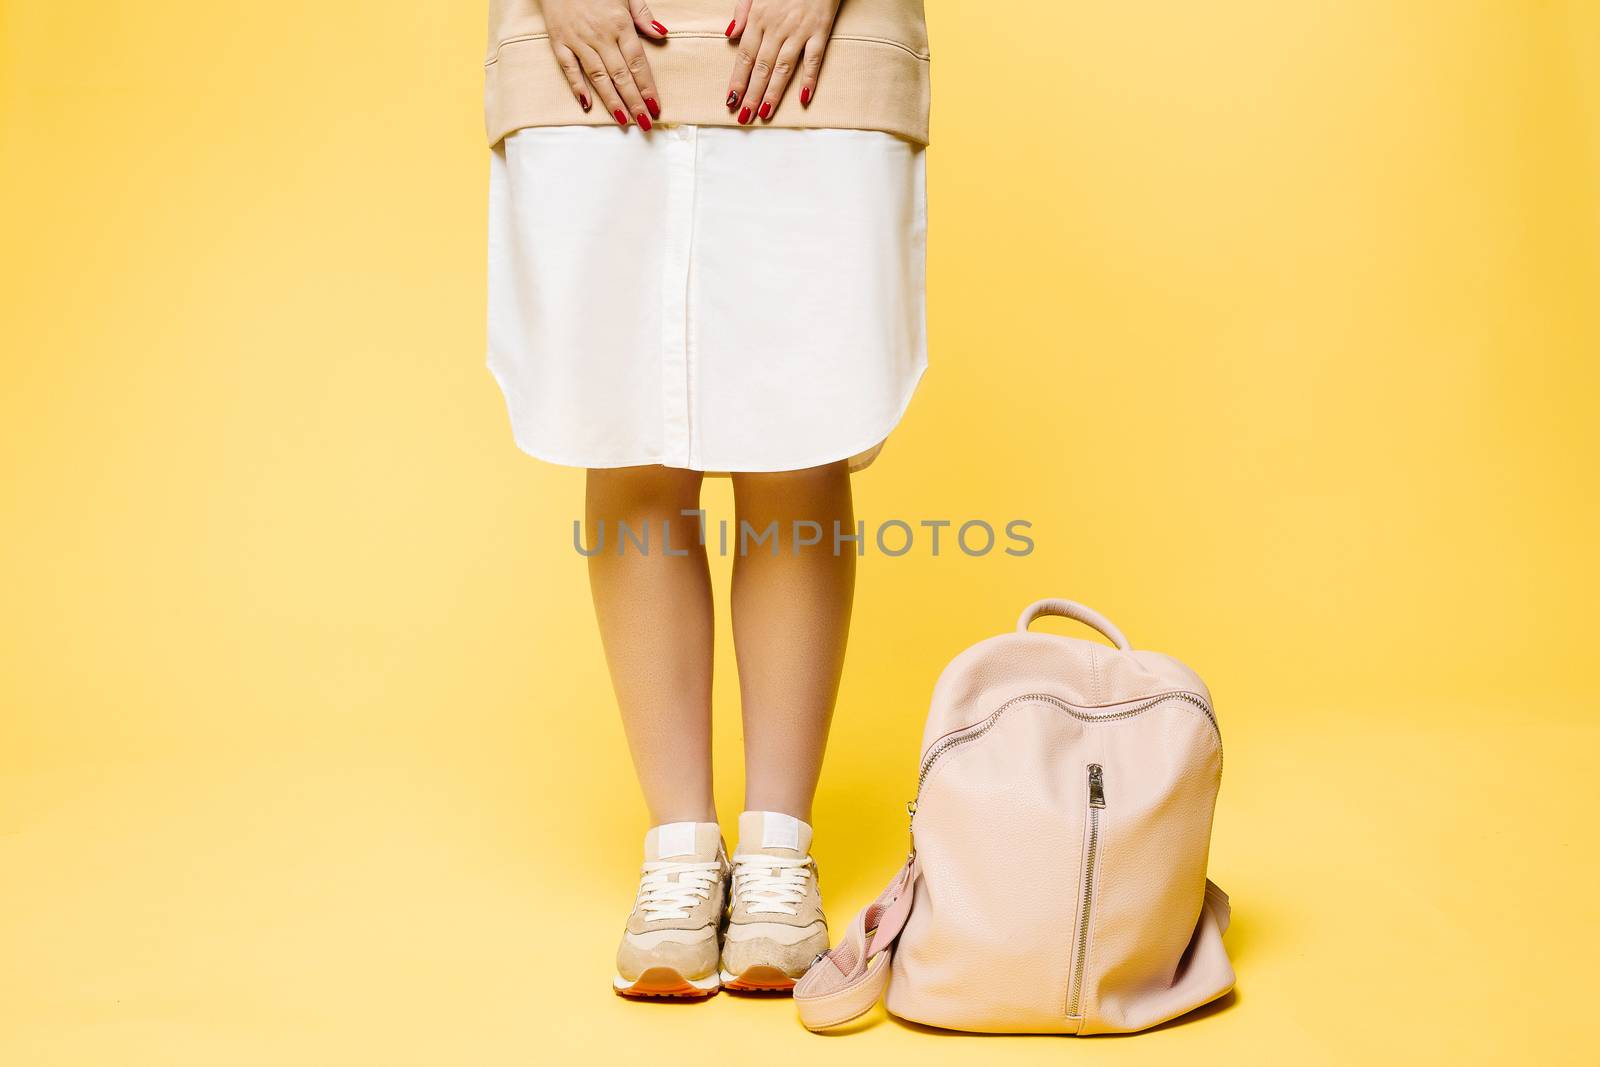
729;461;856;822
586;465;716;825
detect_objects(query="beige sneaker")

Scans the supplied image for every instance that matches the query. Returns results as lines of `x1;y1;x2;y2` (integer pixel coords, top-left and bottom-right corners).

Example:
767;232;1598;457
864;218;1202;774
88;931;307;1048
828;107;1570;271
613;821;729;998
720;811;829;992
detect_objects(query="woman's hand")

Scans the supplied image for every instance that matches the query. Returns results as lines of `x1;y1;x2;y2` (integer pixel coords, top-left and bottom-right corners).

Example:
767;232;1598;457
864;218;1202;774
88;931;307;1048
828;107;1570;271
543;0;668;128
724;0;842;124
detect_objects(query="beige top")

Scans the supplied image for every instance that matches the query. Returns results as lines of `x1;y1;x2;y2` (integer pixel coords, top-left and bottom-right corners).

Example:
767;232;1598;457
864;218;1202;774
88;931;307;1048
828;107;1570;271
485;0;930;146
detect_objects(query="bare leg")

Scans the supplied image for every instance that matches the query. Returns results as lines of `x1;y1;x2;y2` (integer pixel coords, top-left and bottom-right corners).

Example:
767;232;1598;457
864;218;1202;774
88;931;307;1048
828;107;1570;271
729;461;856;823
586;465;715;825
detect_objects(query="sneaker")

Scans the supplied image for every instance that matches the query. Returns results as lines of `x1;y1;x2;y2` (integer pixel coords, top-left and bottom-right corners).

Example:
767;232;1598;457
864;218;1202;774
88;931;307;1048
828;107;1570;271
720;811;829;992
613;821;729;998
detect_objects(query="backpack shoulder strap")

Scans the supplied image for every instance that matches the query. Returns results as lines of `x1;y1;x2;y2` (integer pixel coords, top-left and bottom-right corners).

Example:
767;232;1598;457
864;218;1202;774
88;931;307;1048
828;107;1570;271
794;856;918;1031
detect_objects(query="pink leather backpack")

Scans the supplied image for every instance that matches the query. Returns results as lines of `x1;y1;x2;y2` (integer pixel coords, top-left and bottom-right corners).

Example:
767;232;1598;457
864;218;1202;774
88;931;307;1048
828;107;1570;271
795;599;1234;1034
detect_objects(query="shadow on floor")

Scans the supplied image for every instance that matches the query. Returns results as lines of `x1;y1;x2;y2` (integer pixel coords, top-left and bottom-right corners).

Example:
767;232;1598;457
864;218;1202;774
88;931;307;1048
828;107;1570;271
808;907;1268;1040
883;988;1241;1039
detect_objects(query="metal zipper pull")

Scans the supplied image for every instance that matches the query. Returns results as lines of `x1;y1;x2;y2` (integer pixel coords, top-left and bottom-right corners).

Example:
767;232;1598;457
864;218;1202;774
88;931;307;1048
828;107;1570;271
1088;764;1106;808
906;799;918;858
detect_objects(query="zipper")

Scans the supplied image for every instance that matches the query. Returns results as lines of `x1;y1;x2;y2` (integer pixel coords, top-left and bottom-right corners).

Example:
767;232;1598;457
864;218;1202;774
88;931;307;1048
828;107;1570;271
1066;763;1105;1019
914;690;1218;794
905;799;918;860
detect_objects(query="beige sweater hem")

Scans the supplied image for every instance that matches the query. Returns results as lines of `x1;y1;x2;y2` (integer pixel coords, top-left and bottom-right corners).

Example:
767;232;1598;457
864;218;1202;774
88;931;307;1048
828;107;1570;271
485;32;930;147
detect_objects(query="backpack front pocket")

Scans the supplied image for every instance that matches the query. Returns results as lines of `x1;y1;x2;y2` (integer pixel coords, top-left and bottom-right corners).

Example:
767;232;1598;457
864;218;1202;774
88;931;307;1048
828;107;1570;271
892;701;1088;1033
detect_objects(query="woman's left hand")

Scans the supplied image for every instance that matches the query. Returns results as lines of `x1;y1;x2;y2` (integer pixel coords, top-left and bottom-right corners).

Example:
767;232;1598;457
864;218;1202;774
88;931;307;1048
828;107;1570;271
724;0;842;124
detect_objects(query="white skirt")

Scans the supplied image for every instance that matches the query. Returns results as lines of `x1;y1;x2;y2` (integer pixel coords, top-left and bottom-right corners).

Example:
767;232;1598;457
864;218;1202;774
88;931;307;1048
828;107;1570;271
487;124;927;473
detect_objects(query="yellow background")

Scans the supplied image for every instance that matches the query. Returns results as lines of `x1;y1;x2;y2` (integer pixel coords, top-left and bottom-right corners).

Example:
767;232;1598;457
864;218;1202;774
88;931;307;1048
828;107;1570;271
3;1;1597;1062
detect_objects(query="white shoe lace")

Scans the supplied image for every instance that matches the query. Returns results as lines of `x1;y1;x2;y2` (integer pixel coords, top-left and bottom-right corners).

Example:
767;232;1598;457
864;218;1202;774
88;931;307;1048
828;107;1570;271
634;859;723;922
730;854;814;916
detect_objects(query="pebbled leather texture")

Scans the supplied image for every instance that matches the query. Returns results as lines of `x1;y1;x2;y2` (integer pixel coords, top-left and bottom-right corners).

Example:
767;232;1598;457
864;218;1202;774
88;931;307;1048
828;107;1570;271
799;599;1234;1035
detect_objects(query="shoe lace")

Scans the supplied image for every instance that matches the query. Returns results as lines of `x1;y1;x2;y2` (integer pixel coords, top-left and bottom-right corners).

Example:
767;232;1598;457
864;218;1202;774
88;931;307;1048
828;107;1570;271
730;854;813;916
635;859;722;922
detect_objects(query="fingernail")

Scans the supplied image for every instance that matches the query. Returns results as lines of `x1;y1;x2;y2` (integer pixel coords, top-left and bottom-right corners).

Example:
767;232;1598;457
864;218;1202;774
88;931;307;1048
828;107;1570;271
800;86;811;106
651;20;668;35
580;94;591;111
738;105;752;125
759;101;772;120
636;112;652;131
645;96;660;119
726;90;738;109
725;19;736;36
614;108;628;126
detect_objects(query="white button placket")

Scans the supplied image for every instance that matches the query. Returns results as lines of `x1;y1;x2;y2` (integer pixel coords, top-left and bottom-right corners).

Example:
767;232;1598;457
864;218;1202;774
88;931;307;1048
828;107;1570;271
659;125;700;469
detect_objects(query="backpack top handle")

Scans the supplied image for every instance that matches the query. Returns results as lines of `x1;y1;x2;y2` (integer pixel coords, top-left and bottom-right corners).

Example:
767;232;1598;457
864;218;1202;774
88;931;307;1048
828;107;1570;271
1016;599;1132;651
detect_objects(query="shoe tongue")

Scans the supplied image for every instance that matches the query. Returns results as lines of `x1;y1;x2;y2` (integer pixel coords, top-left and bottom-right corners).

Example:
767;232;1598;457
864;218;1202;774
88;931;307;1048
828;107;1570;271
735;810;813;860
644;821;723;863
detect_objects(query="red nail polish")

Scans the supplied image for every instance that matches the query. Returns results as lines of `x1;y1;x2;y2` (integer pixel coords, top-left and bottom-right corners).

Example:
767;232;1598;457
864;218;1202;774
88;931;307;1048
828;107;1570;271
636;112;652;131
726;90;738;109
580;93;591;110
759;101;772;119
725;19;736;36
645;96;660;119
738;105;751;124
800;86;811;106
651;20;668;35
614;108;628;126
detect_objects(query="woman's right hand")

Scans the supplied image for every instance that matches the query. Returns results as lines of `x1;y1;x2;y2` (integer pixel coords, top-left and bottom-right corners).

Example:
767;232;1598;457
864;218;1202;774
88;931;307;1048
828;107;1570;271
543;0;668;129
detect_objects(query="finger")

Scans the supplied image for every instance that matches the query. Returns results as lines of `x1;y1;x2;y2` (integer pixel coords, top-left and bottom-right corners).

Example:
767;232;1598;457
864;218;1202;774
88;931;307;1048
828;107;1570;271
740;28;783;124
600;38;652;130
727;24;764;119
798;34;827;107
725;0;753;39
554;44;593;112
759;36;805;120
576;42;629;127
619;34;661;122
631;1;668;39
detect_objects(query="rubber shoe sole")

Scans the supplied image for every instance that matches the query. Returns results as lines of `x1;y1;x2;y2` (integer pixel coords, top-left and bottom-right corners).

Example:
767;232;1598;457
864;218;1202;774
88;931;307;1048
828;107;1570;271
720;965;798;992
613;966;720;999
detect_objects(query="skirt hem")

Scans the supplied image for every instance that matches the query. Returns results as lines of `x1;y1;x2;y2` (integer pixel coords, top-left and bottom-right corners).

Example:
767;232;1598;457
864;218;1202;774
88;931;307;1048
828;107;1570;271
490;357;926;476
